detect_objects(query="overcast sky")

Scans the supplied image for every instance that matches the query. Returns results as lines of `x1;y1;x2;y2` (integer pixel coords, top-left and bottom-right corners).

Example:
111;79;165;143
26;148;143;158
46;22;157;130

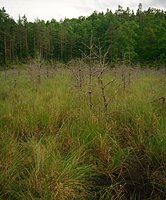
1;0;166;22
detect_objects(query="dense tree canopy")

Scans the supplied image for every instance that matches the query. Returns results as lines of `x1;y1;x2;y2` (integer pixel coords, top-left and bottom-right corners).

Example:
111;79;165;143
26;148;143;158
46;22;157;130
0;4;166;66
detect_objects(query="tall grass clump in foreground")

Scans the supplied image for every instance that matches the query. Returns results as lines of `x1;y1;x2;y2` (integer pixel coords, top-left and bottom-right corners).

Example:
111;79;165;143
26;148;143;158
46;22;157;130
0;66;166;199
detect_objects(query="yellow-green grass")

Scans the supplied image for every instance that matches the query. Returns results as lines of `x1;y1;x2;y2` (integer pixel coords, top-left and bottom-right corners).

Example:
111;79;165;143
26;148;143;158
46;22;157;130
0;67;166;199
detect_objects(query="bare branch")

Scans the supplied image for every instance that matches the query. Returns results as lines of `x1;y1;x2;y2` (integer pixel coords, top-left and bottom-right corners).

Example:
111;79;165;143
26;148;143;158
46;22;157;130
104;80;115;89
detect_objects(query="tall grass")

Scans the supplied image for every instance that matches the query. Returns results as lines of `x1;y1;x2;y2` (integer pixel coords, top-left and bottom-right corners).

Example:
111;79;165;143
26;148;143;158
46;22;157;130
0;66;166;199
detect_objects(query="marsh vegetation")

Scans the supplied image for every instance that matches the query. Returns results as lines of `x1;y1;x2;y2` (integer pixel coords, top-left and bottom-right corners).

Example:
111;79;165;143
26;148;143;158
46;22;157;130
0;62;166;199
0;3;166;199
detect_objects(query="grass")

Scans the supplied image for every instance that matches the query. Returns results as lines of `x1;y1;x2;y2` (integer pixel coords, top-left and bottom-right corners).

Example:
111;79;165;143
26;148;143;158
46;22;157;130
0;65;166;199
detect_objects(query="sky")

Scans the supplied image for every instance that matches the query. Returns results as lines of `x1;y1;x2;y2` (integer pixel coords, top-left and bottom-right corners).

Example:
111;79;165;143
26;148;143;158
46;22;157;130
1;0;166;22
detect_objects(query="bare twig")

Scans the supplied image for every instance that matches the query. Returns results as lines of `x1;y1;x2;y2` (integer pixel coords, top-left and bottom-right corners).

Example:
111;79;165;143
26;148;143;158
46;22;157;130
98;45;111;112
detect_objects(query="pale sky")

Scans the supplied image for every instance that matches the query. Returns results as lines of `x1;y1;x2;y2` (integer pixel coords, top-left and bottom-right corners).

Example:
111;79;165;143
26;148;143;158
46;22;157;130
1;0;166;22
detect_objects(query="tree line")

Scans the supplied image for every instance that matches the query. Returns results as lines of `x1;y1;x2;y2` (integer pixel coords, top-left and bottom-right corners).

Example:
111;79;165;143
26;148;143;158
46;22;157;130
0;4;166;66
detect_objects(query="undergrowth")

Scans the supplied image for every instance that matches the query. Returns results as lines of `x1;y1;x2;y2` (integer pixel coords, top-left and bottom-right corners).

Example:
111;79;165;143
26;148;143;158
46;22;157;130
0;67;166;199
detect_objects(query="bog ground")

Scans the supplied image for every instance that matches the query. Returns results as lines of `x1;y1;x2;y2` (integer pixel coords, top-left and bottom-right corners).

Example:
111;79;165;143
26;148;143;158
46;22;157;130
0;64;166;200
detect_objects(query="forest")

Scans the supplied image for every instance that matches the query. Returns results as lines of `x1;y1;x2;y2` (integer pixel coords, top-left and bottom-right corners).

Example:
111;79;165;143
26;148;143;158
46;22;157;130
0;4;166;66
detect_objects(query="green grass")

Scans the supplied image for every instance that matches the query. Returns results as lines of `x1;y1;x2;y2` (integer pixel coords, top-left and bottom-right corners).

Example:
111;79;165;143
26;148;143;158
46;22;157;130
0;66;166;199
